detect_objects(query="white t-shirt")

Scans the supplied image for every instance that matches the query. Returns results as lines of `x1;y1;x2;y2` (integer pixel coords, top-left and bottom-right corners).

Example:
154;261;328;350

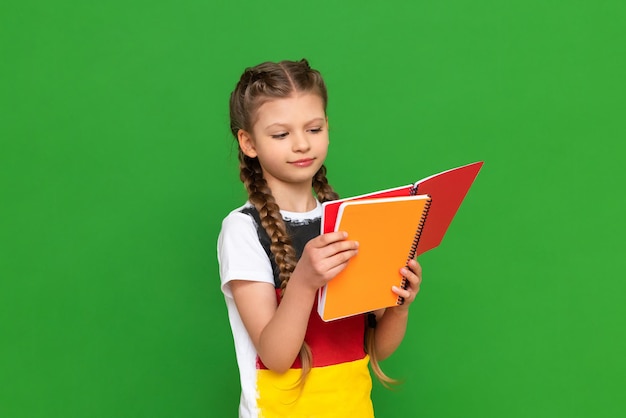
217;201;323;417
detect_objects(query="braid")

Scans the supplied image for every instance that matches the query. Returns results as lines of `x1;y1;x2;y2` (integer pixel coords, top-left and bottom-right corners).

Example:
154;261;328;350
312;165;339;203
239;151;298;293
239;150;313;384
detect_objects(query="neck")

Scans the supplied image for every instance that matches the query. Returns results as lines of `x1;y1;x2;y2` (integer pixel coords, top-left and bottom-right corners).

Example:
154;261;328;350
268;182;317;213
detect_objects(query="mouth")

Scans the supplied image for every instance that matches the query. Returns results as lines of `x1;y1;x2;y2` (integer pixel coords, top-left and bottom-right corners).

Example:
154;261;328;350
289;158;315;168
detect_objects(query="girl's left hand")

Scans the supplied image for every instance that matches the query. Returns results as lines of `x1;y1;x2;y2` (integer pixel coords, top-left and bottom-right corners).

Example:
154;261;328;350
391;259;422;311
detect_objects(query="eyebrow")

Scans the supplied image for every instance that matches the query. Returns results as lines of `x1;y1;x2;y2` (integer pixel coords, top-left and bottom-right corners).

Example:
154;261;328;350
265;117;326;130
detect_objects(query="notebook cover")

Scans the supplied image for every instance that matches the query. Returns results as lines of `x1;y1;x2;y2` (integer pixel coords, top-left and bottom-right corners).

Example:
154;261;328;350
318;195;431;321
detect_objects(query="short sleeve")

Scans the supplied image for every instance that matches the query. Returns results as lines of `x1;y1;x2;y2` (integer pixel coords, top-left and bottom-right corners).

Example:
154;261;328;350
217;210;275;298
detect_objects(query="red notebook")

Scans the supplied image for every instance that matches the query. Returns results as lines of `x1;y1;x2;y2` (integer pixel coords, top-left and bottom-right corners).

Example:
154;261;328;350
321;161;484;256
317;161;483;321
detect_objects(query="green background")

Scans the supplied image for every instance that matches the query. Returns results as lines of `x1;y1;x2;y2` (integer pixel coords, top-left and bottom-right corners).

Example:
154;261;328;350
2;0;625;417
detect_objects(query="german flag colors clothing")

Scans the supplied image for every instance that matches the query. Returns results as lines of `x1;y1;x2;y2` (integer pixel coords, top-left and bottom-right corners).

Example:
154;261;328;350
218;202;374;418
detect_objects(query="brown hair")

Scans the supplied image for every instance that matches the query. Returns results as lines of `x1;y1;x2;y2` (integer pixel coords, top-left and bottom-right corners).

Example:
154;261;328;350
229;58;395;386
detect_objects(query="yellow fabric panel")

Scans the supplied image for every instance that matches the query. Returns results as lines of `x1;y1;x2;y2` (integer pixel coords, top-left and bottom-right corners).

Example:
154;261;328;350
256;356;374;418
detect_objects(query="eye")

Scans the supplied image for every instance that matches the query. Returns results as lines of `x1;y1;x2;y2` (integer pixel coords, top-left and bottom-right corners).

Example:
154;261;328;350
308;127;324;134
271;132;288;139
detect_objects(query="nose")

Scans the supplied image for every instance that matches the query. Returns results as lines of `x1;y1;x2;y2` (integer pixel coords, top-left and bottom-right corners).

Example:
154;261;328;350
291;132;311;152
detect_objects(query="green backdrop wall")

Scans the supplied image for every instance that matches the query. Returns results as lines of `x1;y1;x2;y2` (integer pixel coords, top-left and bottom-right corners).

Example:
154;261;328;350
2;1;625;417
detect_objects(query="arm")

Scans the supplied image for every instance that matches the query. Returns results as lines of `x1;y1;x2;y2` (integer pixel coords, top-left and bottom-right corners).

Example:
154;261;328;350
372;258;423;360
231;231;359;373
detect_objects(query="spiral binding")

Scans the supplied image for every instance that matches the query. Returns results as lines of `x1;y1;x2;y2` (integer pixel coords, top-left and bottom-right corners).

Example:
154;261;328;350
397;193;431;305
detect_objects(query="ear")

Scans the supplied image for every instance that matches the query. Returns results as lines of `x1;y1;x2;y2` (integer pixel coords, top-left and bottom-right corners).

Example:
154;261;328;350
237;129;257;158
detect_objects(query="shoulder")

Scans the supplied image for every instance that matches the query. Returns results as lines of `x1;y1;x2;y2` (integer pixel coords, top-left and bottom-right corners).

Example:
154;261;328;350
221;201;255;221
218;202;264;259
217;202;275;296
219;202;260;234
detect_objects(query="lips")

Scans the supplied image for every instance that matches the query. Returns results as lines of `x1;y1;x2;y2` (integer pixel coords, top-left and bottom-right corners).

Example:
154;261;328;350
289;158;315;168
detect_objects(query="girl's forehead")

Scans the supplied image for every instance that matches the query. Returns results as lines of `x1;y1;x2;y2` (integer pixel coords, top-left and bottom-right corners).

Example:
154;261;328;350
254;93;326;127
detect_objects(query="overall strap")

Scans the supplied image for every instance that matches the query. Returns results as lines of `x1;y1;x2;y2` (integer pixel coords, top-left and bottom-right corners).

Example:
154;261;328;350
240;205;321;289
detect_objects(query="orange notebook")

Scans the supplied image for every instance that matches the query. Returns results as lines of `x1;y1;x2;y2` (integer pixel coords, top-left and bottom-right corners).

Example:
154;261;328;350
317;195;432;322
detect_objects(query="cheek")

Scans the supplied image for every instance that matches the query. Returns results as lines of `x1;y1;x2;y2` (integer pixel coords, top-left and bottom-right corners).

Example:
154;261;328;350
319;137;330;154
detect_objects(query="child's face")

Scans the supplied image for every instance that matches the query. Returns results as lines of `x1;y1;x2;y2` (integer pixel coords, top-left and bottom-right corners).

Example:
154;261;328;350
239;92;329;191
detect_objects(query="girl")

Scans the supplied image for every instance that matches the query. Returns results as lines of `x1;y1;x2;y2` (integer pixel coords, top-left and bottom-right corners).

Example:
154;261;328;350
217;59;423;418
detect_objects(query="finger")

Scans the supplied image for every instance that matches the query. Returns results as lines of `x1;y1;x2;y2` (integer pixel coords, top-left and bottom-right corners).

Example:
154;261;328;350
402;260;423;297
324;247;359;271
331;239;360;254
400;267;421;289
407;259;422;276
315;231;349;247
313;238;359;261
391;285;412;301
324;249;359;277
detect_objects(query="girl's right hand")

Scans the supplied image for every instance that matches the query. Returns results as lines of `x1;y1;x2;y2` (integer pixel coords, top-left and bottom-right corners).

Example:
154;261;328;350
289;231;359;292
